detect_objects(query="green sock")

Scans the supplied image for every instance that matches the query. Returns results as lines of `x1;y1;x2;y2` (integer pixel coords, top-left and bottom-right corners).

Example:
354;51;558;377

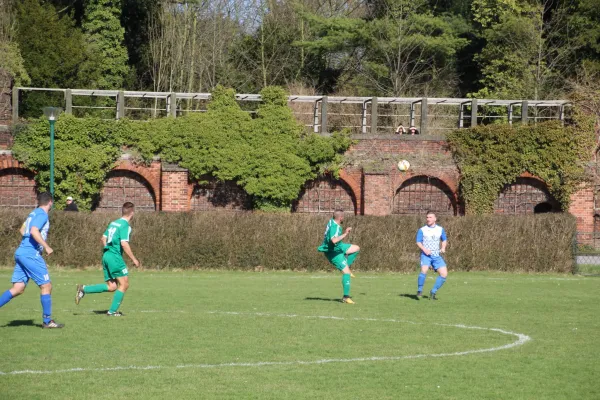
346;251;360;266
83;284;109;294
342;274;351;297
109;290;125;313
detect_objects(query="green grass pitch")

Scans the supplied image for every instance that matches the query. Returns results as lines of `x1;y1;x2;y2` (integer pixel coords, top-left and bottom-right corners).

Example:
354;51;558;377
0;270;598;399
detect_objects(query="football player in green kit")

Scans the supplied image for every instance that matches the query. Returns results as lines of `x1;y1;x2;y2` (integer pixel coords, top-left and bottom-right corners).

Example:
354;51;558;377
75;202;139;316
317;209;360;304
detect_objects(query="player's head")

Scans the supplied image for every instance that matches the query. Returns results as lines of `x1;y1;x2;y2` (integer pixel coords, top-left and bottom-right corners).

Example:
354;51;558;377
122;202;135;218
37;192;53;208
426;211;437;226
333;209;344;222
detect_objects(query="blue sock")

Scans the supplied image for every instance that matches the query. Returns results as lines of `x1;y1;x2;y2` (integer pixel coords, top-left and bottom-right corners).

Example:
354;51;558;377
0;290;13;307
41;294;52;324
431;276;447;294
418;273;427;292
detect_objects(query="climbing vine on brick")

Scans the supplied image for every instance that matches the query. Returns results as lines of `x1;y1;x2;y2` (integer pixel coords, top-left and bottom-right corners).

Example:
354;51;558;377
446;112;596;214
12;86;352;211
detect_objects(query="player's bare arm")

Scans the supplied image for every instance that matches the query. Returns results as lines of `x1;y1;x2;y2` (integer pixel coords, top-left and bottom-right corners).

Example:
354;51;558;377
440;240;447;253
101;235;107;247
121;241;140;267
331;227;352;244
30;226;53;256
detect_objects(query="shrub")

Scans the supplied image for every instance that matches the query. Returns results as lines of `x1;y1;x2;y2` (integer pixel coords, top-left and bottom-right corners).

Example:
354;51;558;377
0;210;575;273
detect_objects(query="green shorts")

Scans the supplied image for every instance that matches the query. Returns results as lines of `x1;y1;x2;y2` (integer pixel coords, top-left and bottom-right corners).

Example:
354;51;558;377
325;243;351;271
102;252;128;281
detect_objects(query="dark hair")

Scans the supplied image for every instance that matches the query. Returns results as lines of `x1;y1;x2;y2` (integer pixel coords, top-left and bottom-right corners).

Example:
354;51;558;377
122;202;135;216
37;192;53;206
426;210;436;217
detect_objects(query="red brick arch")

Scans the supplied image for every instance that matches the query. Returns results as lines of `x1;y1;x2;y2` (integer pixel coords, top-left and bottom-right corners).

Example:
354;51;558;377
392;174;458;216
95;161;161;211
294;175;358;214
494;174;560;214
339;169;362;213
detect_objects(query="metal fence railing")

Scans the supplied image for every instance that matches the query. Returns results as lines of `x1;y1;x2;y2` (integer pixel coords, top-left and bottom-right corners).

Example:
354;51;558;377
11;87;572;136
573;232;600;276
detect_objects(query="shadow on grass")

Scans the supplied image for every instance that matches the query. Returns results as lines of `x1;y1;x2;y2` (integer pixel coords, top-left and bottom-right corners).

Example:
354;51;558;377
399;293;428;300
1;319;42;328
91;310;109;315
304;297;342;303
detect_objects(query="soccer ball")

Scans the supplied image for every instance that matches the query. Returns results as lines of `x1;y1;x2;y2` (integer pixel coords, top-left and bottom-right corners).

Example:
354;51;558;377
397;160;410;172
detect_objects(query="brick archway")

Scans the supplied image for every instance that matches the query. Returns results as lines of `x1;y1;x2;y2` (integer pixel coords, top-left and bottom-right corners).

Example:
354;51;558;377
95;170;157;211
293;176;357;214
190;180;251;211
0;167;37;208
393;175;457;215
494;177;559;214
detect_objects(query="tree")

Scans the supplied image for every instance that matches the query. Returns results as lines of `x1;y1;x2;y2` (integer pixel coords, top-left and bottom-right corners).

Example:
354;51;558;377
15;0;90;117
82;0;130;89
298;0;469;96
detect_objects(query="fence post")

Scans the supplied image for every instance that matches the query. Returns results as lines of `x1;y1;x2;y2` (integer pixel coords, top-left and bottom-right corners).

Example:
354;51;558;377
458;102;464;128
559;104;565;126
65;89;72;115
521;100;528;124
470;99;478;127
170;92;177;117
508;104;513;126
12;87;19;123
313;100;319;133
371;97;378;134
320;96;328;133
361;101;367;134
420;98;428;135
117;91;125;119
409;101;416;128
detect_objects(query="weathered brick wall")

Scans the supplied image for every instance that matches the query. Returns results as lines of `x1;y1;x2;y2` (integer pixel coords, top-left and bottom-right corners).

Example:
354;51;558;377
94;159;161;212
190;180;251;211
161;164;191;212
293;176;356;214
0;135;596;233
494;177;561;214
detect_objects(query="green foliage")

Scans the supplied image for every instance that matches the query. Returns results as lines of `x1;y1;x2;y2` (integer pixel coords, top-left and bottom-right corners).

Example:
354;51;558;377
447;113;596;214
82;0;130;89
11;114;123;210
15;0;91;117
0;42;30;86
12;86;352;211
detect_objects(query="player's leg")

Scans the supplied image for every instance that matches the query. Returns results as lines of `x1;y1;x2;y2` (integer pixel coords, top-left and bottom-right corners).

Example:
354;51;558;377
430;258;448;300
23;254;64;328
108;276;129;316
418;254;431;297
76;255;118;304
0;262;28;307
345;244;360;266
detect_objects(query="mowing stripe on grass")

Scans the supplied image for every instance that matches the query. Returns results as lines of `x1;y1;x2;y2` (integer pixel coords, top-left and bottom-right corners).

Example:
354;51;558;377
0;311;531;376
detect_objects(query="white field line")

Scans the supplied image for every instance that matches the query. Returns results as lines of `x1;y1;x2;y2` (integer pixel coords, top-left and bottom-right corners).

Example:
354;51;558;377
0;310;531;376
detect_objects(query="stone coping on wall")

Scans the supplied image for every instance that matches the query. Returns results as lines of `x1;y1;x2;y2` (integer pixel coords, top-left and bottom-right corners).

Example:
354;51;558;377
351;134;447;141
162;163;188;172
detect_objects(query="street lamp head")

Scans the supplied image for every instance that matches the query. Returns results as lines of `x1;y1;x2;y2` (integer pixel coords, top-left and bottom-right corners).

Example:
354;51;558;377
43;107;63;121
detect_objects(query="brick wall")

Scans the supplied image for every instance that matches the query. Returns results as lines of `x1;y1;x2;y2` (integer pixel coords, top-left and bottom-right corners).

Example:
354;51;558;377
0;167;36;208
293;176;356;214
161;164;191;212
494;177;561;214
0;134;597;233
190;180;251;211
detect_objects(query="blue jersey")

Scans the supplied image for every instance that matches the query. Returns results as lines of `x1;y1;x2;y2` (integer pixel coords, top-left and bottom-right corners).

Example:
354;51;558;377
18;208;50;255
416;224;447;257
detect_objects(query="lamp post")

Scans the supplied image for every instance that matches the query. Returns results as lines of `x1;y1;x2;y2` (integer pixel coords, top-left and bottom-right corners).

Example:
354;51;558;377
42;107;62;196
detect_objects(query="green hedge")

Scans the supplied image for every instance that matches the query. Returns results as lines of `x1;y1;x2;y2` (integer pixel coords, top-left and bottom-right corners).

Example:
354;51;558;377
0;210;576;273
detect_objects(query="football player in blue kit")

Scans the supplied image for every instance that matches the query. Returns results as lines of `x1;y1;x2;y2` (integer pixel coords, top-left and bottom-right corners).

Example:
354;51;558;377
416;211;448;300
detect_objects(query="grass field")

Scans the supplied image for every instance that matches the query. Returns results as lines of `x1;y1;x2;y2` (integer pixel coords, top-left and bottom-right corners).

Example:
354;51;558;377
0;269;598;400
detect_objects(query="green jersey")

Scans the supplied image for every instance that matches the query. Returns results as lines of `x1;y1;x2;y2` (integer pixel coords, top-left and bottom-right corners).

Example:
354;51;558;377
102;218;131;256
317;219;343;253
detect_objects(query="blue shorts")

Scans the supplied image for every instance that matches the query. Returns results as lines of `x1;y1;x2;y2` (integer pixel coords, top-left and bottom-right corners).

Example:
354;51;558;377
420;254;446;271
11;251;50;286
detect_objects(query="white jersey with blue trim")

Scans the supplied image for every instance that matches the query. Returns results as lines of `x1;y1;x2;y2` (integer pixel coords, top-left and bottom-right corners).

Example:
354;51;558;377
416;224;447;257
